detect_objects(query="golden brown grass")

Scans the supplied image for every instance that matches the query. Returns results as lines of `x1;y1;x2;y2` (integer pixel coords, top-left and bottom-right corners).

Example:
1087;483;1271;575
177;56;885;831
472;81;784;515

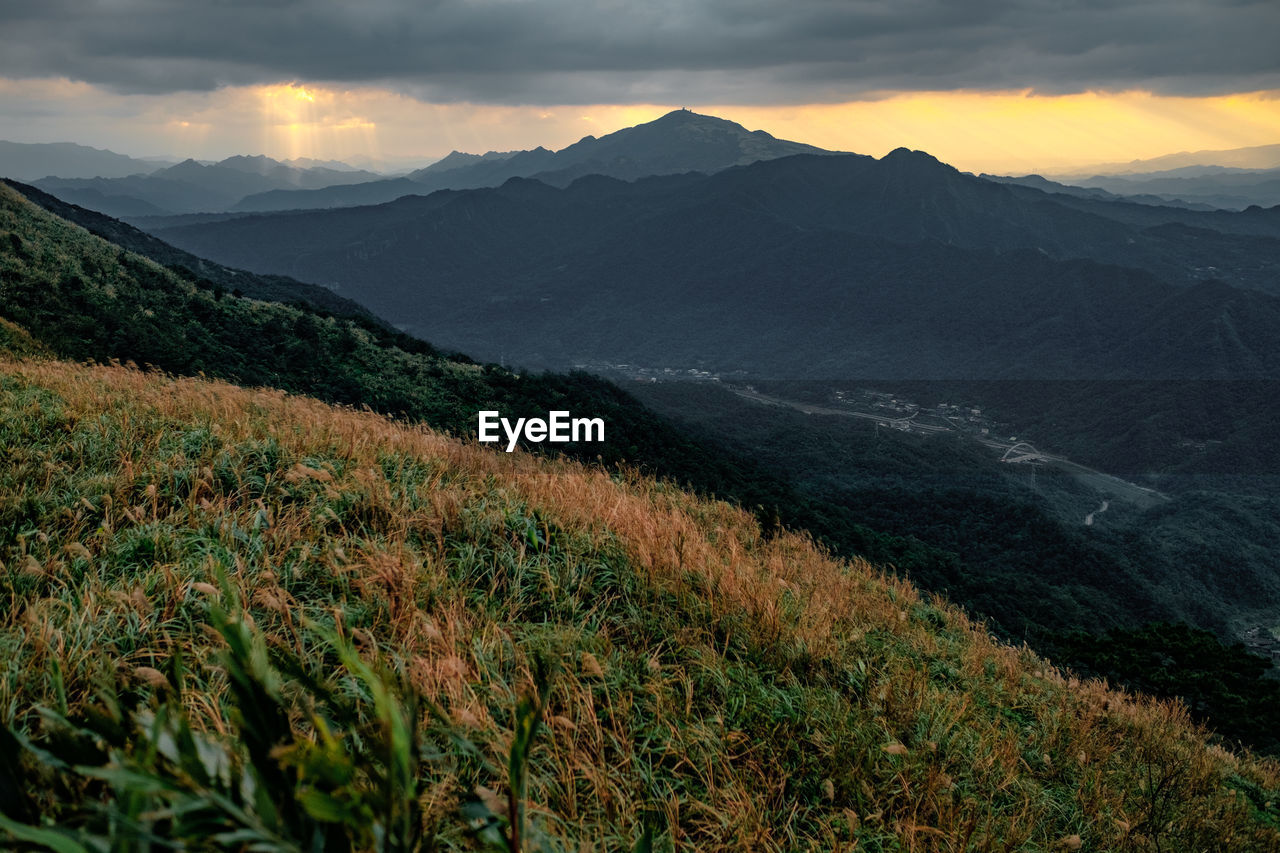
2;353;1279;851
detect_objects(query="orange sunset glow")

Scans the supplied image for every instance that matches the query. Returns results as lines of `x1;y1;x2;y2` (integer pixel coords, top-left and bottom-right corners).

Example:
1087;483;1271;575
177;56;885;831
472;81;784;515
3;77;1275;174
231;85;1280;174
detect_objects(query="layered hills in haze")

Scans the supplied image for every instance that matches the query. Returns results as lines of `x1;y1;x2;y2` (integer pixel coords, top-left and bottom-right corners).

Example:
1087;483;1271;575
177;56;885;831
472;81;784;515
993;168;1280;211
1067;168;1280;211
1026;143;1280;210
1058;142;1280;177
32;154;383;217
0;140;168;181
19;111;835;217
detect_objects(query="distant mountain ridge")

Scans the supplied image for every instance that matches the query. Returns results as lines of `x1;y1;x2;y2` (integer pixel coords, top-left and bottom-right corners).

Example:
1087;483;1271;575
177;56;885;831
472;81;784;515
30;154;384;216
13;111;838;216
231;109;837;212
1055;143;1280;178
415;149;520;175
990;169;1280;212
410;109;832;183
980;173;1219;211
0;140;165;181
1071;169;1280;211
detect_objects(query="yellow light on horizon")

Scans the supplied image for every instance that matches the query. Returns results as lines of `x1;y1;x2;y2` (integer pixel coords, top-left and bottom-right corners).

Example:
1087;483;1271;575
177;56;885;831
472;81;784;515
707;90;1280;174
27;76;1265;170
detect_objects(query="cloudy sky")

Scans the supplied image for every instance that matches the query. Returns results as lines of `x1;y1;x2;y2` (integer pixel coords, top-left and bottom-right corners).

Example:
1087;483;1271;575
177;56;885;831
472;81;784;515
1;0;1278;173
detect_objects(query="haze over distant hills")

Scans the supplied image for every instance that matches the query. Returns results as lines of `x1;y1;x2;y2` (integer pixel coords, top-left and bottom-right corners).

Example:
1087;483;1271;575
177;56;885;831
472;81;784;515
1001;143;1280;210
1065;168;1280;211
0;140;168;181
32;155;384;217
10;115;1276;220
1053;143;1280;178
7;111;836;216
981;173;1221;211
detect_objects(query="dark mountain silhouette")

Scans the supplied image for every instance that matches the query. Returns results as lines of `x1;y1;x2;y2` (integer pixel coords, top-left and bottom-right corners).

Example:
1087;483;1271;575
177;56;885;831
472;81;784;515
231;109;835;212
410;108;833;185
682;151;1280;288
150;151;1280;379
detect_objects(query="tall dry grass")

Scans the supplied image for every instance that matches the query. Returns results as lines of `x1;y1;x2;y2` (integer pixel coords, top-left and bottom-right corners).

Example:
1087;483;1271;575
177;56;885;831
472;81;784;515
2;353;1278;851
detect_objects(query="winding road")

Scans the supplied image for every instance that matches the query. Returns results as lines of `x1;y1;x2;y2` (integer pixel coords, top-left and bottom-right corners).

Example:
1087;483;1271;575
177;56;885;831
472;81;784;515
729;385;1166;506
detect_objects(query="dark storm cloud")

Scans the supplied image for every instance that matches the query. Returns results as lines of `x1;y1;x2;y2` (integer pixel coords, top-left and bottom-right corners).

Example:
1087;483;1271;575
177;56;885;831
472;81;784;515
0;0;1276;101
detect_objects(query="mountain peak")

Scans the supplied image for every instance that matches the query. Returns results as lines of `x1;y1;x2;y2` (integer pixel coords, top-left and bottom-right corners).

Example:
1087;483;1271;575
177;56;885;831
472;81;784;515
882;146;933;161
218;154;288;175
158;158;208;176
324;110;836;204
652;108;741;129
880;147;951;173
656;107;699;120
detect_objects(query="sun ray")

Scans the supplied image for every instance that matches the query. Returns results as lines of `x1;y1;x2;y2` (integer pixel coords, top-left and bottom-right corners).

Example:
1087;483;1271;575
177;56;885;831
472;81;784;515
1;77;1275;172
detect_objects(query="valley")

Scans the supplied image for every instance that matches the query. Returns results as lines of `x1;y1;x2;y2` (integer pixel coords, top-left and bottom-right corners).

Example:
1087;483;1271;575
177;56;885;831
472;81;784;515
725;384;1169;508
591;362;1170;509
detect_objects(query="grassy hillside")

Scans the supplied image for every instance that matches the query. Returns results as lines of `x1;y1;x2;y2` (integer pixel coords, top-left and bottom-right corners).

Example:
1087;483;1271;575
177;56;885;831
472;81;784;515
1;352;1279;850
8;175;1280;761
633;381;1280;754
3;178;385;321
0;180;797;509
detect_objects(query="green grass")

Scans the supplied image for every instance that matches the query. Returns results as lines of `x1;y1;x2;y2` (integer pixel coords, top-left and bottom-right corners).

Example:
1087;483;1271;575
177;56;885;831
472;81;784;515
0;355;1277;850
12;172;1280;762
